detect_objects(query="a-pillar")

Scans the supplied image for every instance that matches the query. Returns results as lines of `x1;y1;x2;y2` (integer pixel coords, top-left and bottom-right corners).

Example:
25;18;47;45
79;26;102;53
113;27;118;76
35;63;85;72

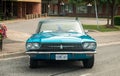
17;2;22;18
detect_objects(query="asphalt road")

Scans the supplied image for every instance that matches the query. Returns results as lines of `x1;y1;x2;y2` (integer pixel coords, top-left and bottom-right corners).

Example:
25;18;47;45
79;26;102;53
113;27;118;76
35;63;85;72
0;44;120;76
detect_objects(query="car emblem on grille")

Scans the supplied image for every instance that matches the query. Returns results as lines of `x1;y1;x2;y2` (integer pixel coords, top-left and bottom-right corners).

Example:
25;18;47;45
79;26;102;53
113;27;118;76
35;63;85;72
60;45;63;49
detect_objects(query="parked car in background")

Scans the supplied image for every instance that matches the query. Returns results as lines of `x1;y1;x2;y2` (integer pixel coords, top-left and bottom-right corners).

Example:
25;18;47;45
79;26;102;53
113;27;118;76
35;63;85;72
26;19;97;69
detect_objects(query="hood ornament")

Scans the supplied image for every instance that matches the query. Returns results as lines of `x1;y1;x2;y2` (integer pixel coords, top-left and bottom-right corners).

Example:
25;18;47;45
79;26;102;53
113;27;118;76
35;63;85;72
60;45;63;49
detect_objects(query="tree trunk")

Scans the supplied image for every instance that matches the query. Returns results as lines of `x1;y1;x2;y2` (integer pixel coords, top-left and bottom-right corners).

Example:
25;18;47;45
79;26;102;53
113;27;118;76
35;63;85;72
110;0;116;27
3;1;6;19
107;1;110;26
111;6;114;27
107;18;109;26
11;2;13;17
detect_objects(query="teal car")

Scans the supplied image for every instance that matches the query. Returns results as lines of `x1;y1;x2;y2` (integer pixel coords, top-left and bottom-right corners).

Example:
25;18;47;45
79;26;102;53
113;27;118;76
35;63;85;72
26;19;97;68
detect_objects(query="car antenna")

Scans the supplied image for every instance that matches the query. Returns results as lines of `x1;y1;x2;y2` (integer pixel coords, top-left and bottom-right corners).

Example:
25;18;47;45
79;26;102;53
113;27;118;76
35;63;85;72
75;17;78;20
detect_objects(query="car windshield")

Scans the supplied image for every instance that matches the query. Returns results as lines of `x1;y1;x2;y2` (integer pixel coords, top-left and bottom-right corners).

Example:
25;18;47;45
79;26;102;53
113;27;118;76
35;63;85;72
38;21;83;33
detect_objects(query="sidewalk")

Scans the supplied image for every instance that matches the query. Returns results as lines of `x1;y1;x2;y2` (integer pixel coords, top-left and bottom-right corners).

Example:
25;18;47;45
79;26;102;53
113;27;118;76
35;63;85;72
0;17;120;58
88;31;120;46
0;30;30;58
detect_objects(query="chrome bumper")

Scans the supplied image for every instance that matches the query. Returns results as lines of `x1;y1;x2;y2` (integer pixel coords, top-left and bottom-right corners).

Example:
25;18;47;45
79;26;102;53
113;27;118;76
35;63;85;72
26;51;96;54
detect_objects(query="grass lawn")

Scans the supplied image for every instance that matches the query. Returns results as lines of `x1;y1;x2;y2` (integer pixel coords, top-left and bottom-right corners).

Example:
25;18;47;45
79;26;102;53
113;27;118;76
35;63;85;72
83;24;120;32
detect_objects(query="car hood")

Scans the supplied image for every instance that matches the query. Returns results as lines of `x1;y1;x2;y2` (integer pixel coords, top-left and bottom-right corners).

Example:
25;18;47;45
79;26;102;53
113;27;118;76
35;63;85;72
27;32;95;43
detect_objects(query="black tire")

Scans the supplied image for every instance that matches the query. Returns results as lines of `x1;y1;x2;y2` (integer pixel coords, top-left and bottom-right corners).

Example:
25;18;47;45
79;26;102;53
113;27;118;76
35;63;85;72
29;58;38;69
83;55;94;68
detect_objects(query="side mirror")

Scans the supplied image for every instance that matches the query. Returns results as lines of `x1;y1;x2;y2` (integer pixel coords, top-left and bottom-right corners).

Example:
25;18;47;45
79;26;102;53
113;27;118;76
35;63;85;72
85;30;88;34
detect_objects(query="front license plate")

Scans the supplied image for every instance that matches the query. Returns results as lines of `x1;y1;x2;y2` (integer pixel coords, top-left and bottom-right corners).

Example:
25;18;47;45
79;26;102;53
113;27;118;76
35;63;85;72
55;54;68;60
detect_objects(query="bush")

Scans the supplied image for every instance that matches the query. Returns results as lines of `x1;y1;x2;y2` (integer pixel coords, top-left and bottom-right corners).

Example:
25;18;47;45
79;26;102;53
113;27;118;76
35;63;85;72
0;34;2;40
0;34;2;50
114;16;120;26
0;16;1;21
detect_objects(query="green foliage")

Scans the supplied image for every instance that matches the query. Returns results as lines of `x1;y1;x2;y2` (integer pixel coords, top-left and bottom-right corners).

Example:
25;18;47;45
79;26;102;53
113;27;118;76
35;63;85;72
114;16;120;26
0;17;1;21
83;25;120;32
69;0;83;4
100;0;120;4
0;34;2;40
69;0;92;5
93;0;120;26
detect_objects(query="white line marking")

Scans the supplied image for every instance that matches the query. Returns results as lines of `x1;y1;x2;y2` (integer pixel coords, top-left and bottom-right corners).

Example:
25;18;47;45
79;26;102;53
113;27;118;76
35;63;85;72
98;42;120;47
0;55;28;61
0;51;25;57
80;73;92;76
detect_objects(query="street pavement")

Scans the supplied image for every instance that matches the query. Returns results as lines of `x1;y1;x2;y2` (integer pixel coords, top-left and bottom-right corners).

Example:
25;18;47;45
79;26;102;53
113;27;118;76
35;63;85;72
0;17;120;58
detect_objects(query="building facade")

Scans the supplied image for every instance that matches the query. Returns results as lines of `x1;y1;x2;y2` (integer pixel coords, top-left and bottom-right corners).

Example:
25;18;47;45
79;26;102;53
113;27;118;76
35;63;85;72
0;0;120;19
46;0;120;17
1;0;41;19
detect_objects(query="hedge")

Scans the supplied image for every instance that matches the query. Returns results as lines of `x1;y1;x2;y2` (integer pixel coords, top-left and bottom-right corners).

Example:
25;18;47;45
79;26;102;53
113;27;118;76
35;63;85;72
0;17;1;21
114;16;120;26
0;35;1;40
0;34;2;50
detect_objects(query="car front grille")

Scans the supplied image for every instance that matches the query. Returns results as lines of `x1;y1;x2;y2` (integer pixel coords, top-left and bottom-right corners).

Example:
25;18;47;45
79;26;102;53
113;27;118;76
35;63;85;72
37;43;83;51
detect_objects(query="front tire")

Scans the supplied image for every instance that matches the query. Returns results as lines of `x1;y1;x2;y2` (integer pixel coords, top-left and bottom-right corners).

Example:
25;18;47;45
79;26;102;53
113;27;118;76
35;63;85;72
29;58;38;69
83;55;94;68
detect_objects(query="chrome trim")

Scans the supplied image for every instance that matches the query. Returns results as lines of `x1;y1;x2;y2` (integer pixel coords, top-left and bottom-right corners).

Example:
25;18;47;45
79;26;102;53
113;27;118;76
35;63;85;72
48;45;75;49
26;51;96;54
60;45;63;49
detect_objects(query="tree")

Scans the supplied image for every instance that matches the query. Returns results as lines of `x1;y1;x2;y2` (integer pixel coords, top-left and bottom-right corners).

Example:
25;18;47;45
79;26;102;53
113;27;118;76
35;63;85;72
100;0;120;27
69;0;92;5
69;0;120;27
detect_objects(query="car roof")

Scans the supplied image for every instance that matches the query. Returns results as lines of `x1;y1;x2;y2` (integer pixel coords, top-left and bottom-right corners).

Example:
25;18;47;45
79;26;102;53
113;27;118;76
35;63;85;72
39;19;81;23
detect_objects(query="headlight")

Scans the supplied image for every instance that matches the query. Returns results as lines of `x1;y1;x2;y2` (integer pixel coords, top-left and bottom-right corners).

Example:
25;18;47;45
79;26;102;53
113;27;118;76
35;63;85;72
26;43;40;50
82;42;96;50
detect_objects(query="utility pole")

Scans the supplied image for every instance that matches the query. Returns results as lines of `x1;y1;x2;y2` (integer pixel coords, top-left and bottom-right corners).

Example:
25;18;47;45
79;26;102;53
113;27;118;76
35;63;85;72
11;1;13;17
94;0;99;29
